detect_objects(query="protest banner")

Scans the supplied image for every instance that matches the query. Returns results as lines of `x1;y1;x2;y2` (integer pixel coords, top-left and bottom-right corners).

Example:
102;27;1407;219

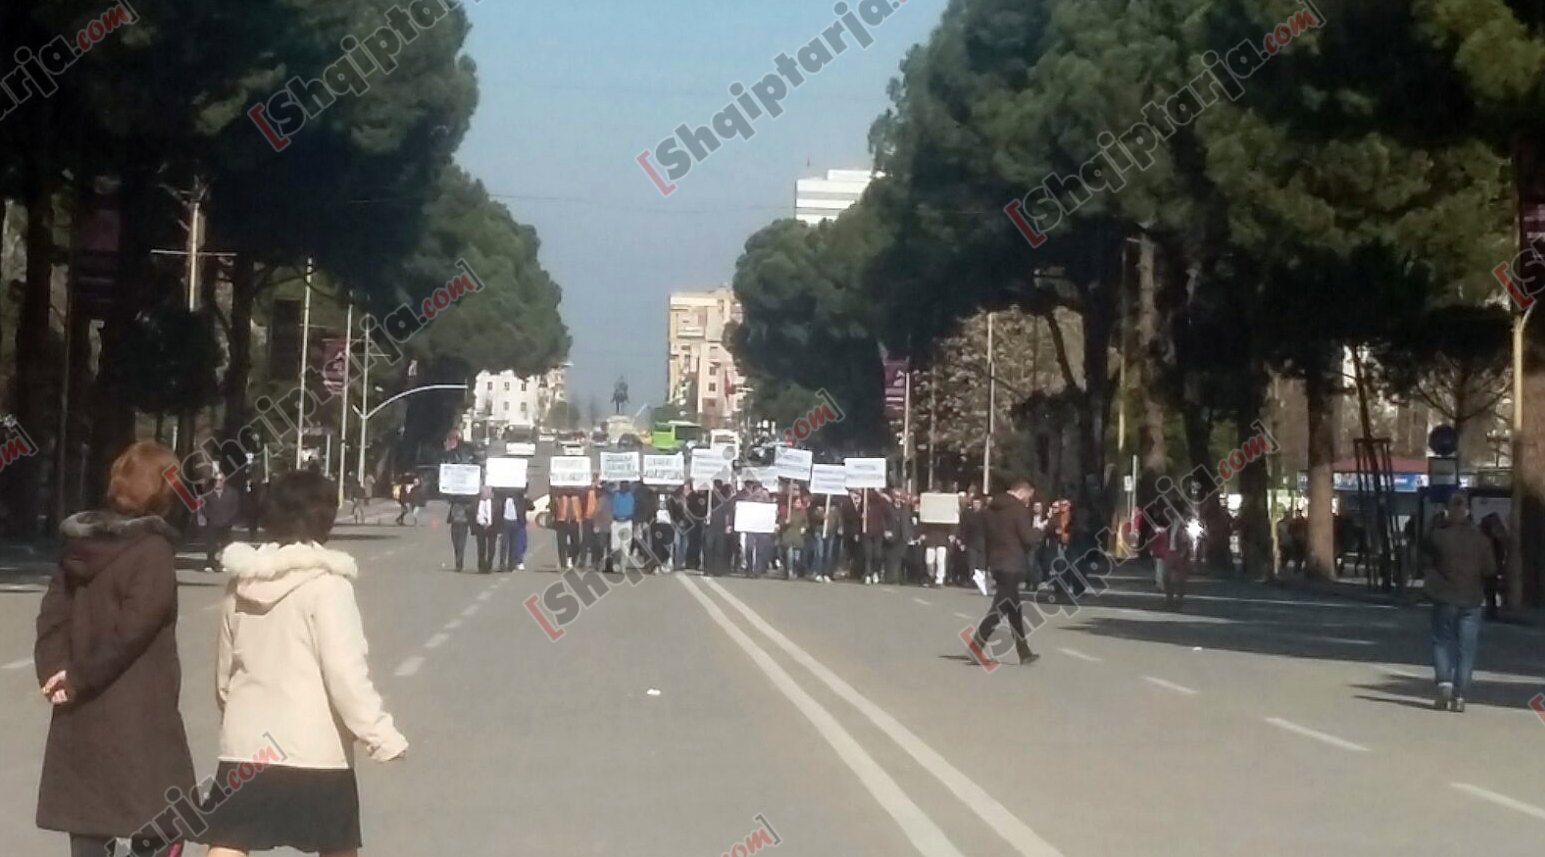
600;452;641;482
550;456;593;488
642;454;686;486
774;447;813;482
810;464;848;495
438;463;482;496
733;501;778;534
485;457;529;490
919;492;960;524
844;457;887;490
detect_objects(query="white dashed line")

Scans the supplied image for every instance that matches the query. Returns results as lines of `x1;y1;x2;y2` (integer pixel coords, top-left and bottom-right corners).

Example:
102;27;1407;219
953;612;974;620
912;597;931;606
462;604;481;618
476;591;493;603
445;619;463;630
1451;783;1545;822
880;587;897;594
425;633;450;650
1058;648;1102;663
1143;676;1198;696
1264;717;1370;752
3;658;32;671
1381;665;1422;679
697;576;1066;857
393;656;424;678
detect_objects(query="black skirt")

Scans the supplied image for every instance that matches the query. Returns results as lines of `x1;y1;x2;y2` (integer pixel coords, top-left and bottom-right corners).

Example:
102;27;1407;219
196;762;362;852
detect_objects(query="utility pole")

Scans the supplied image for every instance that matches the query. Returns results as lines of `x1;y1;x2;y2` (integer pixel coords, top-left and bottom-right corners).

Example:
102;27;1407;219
983;312;995;495
337;304;352;506
927;377;937;492
902;361;914;494
296;262;313;469
357;334;371;486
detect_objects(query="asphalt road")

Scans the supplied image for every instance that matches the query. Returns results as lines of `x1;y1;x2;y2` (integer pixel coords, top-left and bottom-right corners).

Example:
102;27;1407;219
4;492;1545;854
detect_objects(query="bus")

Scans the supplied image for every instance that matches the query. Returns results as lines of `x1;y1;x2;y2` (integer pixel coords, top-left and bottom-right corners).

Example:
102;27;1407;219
650;420;703;452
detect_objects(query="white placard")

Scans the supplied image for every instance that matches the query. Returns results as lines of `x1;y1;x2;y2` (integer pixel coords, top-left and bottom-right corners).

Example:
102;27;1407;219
643;454;686;486
775;447;813;482
734;501;778;534
844;457;887;489
919;492;960;525
506;442;537;458
549;456;593;488
690;452;732;488
600;452;641;482
745;466;780;487
485;457;528;489
810;464;848;495
438;463;482;496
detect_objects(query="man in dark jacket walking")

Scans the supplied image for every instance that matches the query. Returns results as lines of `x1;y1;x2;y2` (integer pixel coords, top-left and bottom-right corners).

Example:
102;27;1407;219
201;470;242;573
1422;492;1495;712
968;479;1043;666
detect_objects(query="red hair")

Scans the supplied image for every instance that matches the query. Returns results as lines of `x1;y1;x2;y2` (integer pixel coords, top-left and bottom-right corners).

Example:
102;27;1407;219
106;441;178;517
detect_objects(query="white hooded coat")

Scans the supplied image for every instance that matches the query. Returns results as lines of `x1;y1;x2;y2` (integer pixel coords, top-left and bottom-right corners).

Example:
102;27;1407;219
216;541;407;769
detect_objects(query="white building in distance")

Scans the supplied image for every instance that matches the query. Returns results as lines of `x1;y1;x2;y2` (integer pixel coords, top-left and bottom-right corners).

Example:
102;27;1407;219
795;168;878;225
463;364;569;441
667;288;746;430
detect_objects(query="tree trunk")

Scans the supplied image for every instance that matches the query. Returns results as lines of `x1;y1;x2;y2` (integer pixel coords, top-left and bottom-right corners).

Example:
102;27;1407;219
1135;235;1167;511
1237;380;1273;581
8;129;55;536
222;255;256;444
86;167;150;503
1304;360;1338;580
1514;318;1545;608
1078;278;1117;533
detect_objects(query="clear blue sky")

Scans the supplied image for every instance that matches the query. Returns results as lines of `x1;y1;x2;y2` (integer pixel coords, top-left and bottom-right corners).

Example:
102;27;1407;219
455;0;946;410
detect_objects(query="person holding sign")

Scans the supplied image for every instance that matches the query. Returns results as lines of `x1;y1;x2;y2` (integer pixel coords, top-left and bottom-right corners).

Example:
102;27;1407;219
969;479;1044;666
474;487;497;574
498;491;528;572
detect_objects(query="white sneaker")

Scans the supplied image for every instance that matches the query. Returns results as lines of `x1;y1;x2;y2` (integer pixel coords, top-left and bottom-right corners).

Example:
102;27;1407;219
517;563;526;571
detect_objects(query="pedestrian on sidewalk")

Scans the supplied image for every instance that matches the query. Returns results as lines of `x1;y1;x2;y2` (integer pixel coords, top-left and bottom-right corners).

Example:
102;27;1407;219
1421;491;1495;713
202;470;407;856
968;479;1044;666
201;471;242;573
473;487;497;574
348;478;366;524
35;441;198;857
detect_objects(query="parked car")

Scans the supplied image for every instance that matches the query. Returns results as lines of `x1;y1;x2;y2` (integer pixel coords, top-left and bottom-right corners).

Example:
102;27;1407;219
618;433;642;450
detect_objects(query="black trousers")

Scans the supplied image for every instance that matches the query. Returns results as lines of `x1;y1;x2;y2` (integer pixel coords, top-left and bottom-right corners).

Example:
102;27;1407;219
863;535;885;578
450;522;469;571
556;521;580;566
206;525;233;570
475;527;496;572
976;570;1031;653
704;527;728;575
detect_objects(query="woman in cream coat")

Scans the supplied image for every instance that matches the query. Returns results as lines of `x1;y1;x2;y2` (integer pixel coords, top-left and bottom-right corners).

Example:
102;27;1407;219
202;471;406;857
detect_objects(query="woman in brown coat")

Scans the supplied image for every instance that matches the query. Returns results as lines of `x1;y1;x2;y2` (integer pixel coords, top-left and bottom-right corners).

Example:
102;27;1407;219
35;441;197;857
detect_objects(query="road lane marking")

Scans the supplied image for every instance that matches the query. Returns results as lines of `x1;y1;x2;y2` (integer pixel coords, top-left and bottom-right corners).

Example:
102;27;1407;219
476;591;493;602
202;602;222;613
1059;648;1101;663
393;656;424;678
1143;676;1197;696
1451;783;1545;822
912;597;931;606
695;576;1065;857
1264;717;1370;753
461;604;481;618
1381;665;1422;679
880;587;897;594
425;633;450;650
953;612;974;620
445;619;463;630
3;658;32;671
677;574;968;857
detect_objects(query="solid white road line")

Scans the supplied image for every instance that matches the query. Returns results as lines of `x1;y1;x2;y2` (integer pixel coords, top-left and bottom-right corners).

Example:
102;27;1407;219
912;597;931;606
677;576;968;857
696;576;1065;857
1143;676;1198;696
1264;717;1371;753
461;604;481;618
3;658;32;671
1451;782;1545;822
1058;648;1101;663
1381;665;1422;679
424;633;450;650
393;656;424;678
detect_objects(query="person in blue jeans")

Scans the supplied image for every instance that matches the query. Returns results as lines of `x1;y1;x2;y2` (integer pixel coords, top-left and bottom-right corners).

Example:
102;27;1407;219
1421;492;1495;713
499;491;527;571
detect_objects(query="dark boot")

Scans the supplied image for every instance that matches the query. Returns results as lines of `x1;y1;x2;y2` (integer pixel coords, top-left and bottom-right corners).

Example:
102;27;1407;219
1016;639;1039;665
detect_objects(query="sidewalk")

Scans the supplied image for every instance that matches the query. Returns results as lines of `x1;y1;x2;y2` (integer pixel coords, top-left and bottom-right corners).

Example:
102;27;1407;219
1255;569;1545;629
